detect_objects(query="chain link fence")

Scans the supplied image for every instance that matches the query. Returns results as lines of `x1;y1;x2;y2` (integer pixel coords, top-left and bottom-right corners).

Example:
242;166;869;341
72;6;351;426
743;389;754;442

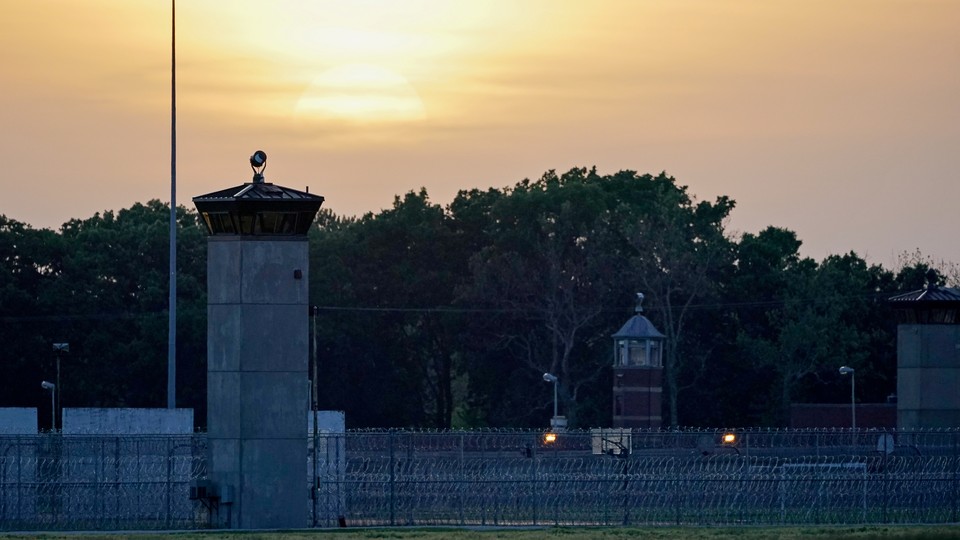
320;429;960;527
0;434;205;530
2;429;958;530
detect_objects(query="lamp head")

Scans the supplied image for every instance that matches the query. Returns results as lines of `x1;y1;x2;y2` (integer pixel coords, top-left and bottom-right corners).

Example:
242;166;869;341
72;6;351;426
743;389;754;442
543;373;558;383
250;150;267;182
839;366;854;375
41;381;55;390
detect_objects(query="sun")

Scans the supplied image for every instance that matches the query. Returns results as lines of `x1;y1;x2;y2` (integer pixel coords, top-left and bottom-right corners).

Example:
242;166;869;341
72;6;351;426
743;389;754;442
295;64;426;123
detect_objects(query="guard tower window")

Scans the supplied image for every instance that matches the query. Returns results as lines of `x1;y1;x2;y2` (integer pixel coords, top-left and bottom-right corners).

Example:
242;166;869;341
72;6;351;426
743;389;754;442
617;339;662;368
202;212;237;234
257;212;299;234
238;213;256;235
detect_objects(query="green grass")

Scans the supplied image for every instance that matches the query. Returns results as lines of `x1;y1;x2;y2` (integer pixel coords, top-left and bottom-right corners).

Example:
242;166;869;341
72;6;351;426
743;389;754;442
5;526;960;540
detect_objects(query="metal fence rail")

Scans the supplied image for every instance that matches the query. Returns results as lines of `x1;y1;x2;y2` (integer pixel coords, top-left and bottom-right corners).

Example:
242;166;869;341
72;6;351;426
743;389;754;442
1;429;957;530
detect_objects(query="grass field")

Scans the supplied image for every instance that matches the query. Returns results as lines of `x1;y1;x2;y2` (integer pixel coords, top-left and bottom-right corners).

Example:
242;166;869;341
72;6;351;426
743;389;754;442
4;526;960;540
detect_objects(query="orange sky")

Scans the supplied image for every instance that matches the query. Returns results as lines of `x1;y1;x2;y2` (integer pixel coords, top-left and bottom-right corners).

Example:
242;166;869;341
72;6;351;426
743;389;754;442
3;1;958;267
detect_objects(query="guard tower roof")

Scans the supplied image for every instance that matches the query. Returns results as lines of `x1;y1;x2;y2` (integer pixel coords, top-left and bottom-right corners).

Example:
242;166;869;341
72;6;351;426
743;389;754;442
887;269;960;324
612;314;665;340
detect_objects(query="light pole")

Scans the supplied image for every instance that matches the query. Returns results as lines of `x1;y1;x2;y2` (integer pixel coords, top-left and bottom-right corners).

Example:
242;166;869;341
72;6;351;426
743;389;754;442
53;342;68;431
543;372;558;421
839;366;855;431
41;381;55;432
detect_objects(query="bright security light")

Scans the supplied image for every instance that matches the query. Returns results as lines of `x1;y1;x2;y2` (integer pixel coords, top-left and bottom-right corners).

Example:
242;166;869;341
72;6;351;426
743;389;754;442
722;433;737;445
249;150;268;182
250;150;267;169
543;432;558;444
41;381;55;390
543;373;558;383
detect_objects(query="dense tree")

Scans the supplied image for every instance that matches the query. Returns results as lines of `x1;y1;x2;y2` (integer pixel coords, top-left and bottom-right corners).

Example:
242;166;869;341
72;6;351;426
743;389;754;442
452;168;736;428
309;191;470;428
0;216;65;427
621;177;736;426
0;203;206;429
733;248;897;424
455;169;618;427
1;171;948;430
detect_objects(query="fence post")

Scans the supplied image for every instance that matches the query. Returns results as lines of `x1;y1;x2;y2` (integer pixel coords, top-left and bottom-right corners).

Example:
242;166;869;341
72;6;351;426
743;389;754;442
16;437;21;526
166;438;172;529
674;457;681;526
389;431;396;526
532;433;539;526
135;439;142;528
459;433;465;526
882;430;888;524
953;431;958;523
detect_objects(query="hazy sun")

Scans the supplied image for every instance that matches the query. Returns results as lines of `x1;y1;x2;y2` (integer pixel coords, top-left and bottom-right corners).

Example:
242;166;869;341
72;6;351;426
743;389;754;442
295;64;426;123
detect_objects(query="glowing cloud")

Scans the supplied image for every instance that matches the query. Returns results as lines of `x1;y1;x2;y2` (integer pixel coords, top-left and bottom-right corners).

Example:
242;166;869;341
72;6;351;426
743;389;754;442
295;64;426;123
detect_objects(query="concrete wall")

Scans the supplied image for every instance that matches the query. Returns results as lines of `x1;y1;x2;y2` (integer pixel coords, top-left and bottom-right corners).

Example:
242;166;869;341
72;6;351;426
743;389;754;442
62;408;193;434
0;408;38;434
207;238;309;529
790;403;896;429
898;324;960;428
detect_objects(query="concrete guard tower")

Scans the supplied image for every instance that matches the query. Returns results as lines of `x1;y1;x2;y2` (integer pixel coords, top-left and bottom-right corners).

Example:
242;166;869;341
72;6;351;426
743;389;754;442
888;269;960;429
612;293;665;428
193;151;324;528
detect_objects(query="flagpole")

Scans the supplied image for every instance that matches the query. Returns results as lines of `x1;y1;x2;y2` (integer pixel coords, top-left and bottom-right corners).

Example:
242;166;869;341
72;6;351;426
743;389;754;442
167;0;177;409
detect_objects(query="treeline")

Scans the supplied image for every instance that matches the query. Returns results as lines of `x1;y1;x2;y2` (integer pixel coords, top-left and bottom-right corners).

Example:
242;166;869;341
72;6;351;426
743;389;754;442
0;169;943;429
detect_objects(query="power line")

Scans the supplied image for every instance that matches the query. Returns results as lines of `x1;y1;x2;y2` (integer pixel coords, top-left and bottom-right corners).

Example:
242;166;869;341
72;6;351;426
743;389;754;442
0;290;899;323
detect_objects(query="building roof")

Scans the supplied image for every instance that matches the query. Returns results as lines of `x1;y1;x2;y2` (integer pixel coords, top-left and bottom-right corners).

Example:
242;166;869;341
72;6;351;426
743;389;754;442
193;182;324;204
193;181;325;236
612;314;665;340
887;269;960;305
887;286;960;304
887;269;960;324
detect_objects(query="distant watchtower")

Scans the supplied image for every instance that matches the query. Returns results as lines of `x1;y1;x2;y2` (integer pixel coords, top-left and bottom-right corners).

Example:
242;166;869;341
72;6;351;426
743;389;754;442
888;269;960;429
612;293;664;428
193;151;324;528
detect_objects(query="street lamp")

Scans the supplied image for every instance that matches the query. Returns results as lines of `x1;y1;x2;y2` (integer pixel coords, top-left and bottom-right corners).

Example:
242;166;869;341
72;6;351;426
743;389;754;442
839;366;855;431
543;373;558;419
53;342;68;431
41;381;55;432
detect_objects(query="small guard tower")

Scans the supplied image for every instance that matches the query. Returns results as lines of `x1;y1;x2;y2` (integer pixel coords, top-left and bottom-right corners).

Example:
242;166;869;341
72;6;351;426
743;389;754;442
612;293;664;428
887;269;960;429
193;151;324;528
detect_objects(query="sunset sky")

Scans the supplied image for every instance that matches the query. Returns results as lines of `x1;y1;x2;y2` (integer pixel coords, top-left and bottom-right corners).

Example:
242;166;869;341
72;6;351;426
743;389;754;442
3;1;958;267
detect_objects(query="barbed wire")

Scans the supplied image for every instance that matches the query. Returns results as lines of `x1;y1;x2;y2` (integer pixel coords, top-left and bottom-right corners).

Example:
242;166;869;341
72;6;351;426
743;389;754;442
3;431;958;530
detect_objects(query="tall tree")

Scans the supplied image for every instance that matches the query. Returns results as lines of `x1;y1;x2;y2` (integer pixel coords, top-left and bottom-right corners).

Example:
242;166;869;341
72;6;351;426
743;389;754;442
459;169;616;426
456;168;735;428
310;191;471;428
0;203;207;427
622;175;735;426
735;250;893;424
